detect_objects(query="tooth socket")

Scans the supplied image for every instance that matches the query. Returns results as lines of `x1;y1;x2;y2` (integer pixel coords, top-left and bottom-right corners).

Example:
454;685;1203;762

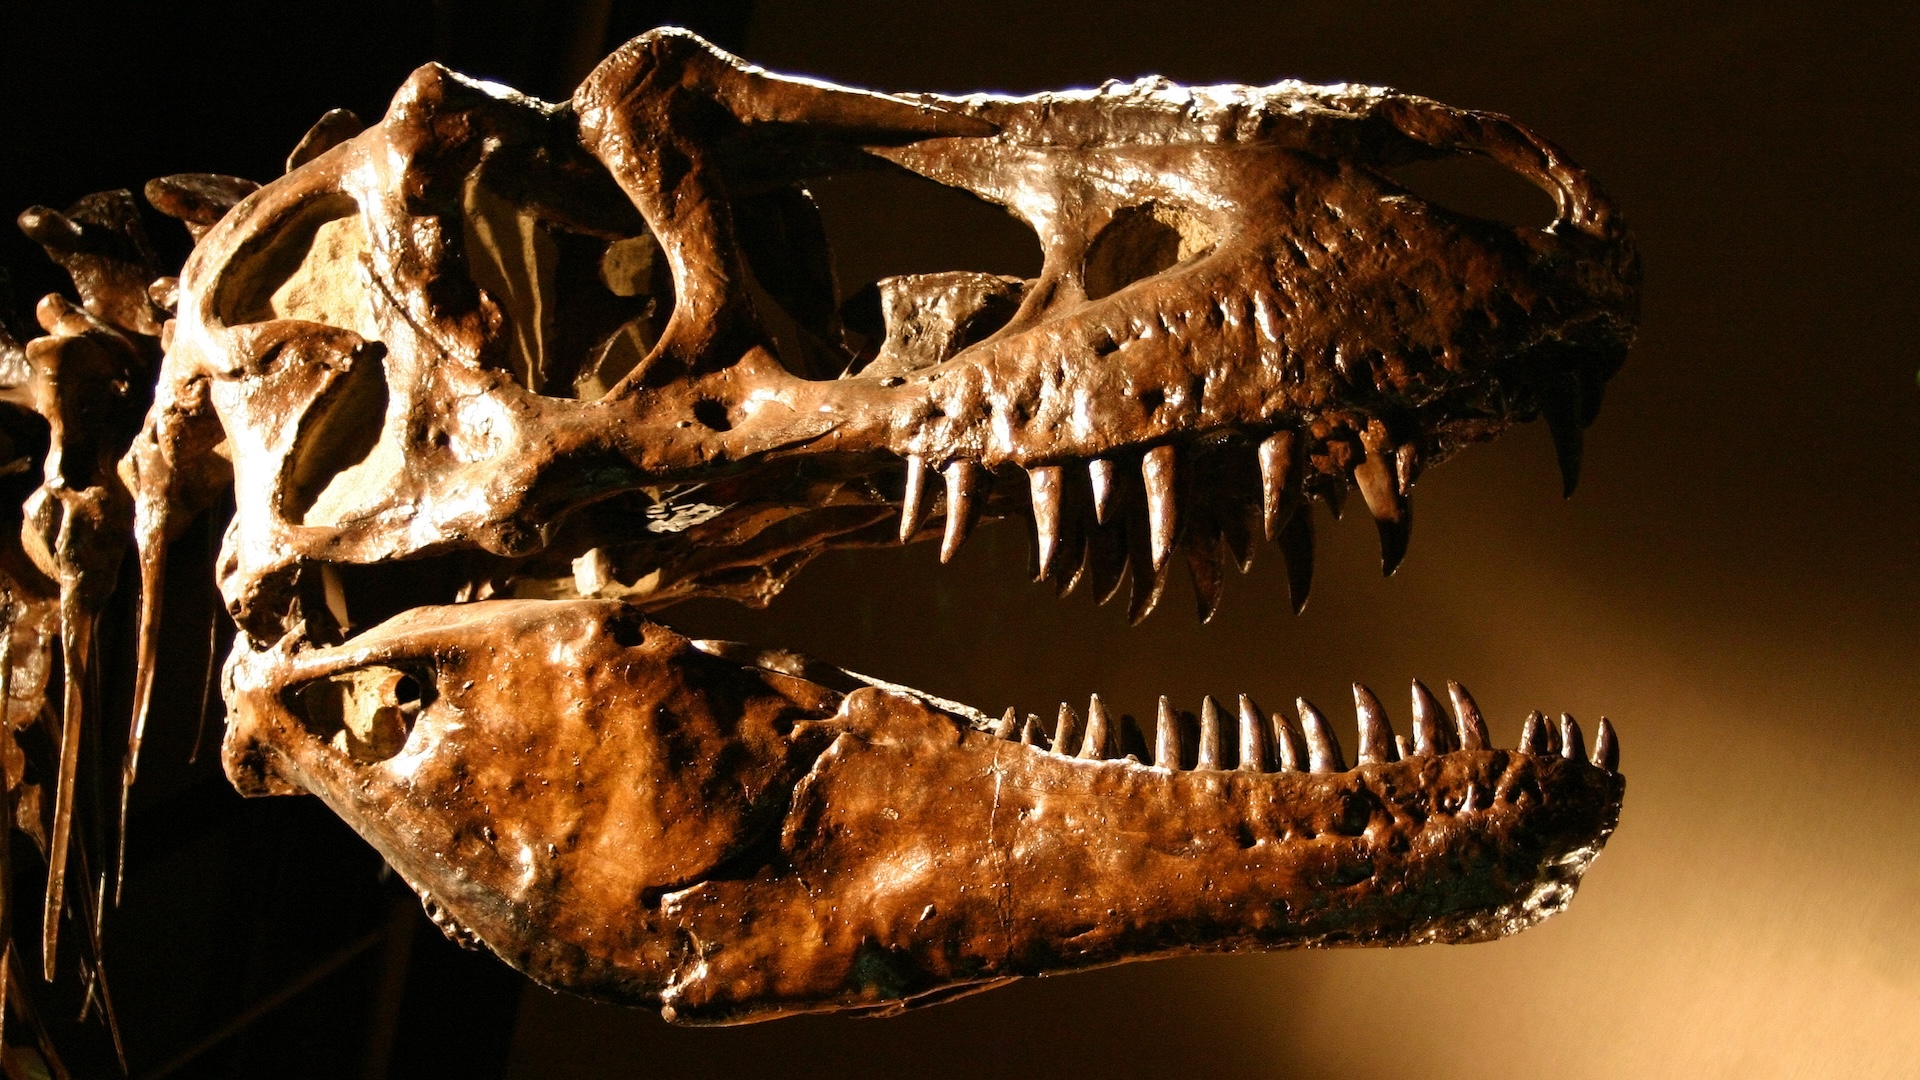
1236;694;1271;772
1296;698;1346;773
1446;680;1489;750
1559;713;1587;762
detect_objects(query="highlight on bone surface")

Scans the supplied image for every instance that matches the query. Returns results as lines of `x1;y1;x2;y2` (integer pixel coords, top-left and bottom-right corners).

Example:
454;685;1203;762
0;24;1636;1033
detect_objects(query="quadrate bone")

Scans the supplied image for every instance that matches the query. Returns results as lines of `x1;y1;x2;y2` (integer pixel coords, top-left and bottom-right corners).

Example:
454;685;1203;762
0;27;1635;1025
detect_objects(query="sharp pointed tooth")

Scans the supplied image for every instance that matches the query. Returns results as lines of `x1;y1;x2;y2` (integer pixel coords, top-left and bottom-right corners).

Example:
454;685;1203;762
1446;680;1489;750
322;562;352;630
1237;694;1271;772
1277;505;1314;615
1079;694;1112;759
1155;695;1185;769
1396;443;1420;498
1028;465;1063;580
1543;379;1585;498
1142;444;1179;574
1560;713;1586;761
900;455;931;543
1323;479;1347;519
1268;698;1306;772
1054;702;1080;758
1184;526;1228;624
1410;679;1451;755
1355;425;1412;576
1084;518;1128;605
1543;710;1563;753
1394;734;1412;759
993;707;1018;740
940;459;982;563
1353;683;1400;764
1296;698;1347;772
1089;457;1117;524
1197;696;1223;770
1520;710;1551;754
1125;511;1167;625
1055;535;1089;598
1592;717;1620;772
1020;715;1042;747
1258;431;1295;540
1219;499;1259;574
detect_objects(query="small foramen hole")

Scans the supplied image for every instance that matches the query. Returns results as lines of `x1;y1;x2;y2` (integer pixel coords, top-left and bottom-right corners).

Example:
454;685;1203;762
611;621;645;649
692;399;732;431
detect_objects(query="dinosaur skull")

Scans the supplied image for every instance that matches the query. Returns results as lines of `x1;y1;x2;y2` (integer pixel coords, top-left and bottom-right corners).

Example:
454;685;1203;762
122;29;1636;1022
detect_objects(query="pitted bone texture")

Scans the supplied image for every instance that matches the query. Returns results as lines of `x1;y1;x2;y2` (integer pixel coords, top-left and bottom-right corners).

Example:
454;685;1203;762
226;601;1622;1022
56;28;1640;1022
128;27;1637;643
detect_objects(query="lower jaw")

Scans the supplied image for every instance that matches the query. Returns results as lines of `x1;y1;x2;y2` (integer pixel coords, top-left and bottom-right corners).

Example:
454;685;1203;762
221;599;1623;1024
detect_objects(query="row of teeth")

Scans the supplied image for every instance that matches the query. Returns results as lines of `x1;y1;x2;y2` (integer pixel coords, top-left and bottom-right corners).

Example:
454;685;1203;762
899;425;1415;623
988;679;1619;774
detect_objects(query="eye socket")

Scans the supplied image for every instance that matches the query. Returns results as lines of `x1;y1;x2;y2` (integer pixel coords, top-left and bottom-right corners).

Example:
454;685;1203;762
462;174;670;400
289;664;432;763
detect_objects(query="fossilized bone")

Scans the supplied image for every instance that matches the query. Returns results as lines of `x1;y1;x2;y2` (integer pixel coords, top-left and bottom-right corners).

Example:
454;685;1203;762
1;28;1636;1028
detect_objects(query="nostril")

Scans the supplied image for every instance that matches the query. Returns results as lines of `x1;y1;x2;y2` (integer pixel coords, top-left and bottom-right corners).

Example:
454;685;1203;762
1383;156;1559;231
289;665;429;763
393;673;422;709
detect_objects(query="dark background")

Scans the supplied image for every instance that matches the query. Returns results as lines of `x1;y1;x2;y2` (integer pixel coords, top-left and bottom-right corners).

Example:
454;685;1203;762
3;1;1916;1077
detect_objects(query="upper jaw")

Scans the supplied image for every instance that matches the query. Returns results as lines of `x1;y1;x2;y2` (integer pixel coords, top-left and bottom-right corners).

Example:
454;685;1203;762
222;598;1623;1023
160;34;1635;628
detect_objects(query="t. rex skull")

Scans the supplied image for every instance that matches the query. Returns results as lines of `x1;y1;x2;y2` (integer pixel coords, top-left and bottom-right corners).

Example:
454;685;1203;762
115;29;1636;1022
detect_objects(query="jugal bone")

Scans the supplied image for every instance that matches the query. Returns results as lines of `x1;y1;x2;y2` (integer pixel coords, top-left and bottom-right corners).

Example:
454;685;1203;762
0;27;1637;1025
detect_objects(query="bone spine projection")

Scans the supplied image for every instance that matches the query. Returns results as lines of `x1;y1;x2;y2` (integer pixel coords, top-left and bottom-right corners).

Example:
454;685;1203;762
0;28;1636;1026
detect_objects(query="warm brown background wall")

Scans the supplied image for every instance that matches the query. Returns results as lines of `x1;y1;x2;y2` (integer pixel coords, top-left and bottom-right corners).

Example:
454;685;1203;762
3;1;1915;1077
